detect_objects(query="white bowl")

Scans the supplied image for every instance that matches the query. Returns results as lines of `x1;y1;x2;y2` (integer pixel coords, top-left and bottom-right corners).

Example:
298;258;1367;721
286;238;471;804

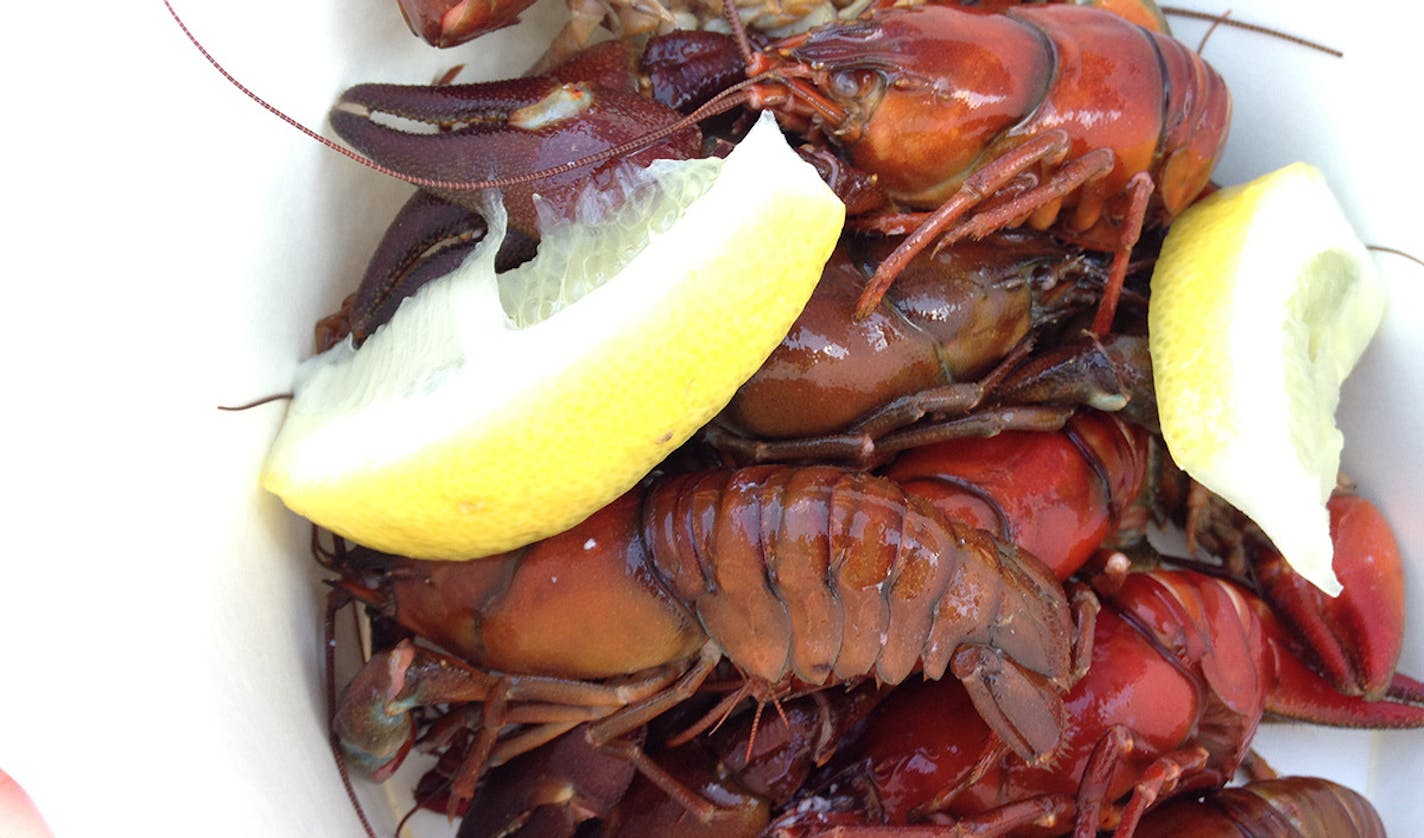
5;0;1420;834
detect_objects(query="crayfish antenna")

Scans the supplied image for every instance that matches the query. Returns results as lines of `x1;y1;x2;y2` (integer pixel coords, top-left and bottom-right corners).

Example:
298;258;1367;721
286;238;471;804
666;680;755;747
1367;244;1424;269
1159;6;1343;57
165;0;759;198
1241;750;1279;781
394;802;422;837
161;0;419;186
216;392;293;411
741;694;794;766
721;0;757;68
744;700;765;765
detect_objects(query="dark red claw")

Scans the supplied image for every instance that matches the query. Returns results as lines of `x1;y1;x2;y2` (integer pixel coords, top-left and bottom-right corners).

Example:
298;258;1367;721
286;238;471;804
330;78;700;236
317;190;489;351
335;77;560;122
1255;494;1407;700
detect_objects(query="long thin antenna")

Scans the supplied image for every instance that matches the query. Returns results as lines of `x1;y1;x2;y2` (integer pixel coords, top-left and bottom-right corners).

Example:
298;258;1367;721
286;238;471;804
1368;244;1424;269
1160;6;1343;57
162;1;410;175
163;0;756;194
216;392;292;411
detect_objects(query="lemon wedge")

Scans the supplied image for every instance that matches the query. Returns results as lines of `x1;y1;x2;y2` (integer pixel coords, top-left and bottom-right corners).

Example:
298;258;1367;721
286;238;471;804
1149;163;1386;595
262;113;844;559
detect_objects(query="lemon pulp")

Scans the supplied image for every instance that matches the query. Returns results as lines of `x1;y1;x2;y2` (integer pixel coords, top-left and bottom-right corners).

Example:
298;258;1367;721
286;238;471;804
1149;163;1386;595
262;113;845;559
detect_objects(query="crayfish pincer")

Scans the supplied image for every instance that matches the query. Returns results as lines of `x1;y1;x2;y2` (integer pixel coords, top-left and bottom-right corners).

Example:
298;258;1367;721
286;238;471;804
330;465;1078;814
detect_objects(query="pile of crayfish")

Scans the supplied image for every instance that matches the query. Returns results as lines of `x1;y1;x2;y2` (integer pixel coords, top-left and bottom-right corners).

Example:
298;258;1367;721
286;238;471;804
289;0;1422;834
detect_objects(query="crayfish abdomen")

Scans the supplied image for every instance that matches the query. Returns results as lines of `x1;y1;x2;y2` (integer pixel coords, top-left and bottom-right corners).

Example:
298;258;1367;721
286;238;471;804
1134;776;1387;838
638;466;1072;693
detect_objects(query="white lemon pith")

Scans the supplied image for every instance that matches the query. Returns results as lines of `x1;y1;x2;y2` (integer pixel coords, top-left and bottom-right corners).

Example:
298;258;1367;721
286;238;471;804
261;114;845;559
1149;163;1386;595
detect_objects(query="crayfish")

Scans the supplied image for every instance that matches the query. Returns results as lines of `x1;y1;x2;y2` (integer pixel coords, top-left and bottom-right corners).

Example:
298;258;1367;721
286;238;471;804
326;464;1083;816
708;235;1158;465
765;531;1424;836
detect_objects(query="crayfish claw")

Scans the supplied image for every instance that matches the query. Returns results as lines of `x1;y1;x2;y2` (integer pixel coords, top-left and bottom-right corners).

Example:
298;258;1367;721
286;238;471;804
331;641;419;782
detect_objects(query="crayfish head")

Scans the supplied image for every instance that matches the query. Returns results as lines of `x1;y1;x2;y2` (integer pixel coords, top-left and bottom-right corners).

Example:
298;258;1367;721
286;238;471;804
775;6;1054;206
754;20;888;145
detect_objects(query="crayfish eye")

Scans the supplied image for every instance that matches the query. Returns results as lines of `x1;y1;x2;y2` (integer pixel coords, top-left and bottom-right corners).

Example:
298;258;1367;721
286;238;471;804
829;69;883;102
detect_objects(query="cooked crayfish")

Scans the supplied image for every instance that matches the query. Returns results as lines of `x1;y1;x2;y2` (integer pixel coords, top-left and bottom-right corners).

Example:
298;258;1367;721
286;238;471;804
737;2;1229;335
1162;479;1412;703
770;563;1424;837
329;465;1079;815
707;234;1162;464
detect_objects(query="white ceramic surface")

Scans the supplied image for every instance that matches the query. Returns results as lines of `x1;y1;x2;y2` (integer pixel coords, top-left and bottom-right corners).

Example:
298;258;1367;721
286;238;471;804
4;0;1419;834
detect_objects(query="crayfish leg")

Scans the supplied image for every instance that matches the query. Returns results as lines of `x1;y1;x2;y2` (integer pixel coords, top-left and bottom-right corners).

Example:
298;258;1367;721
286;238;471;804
951;645;1065;763
1090;172;1153;336
1101;743;1213;838
586;643;723;748
908;737;1014;820
598;737;728;824
1067;583;1101;682
928;795;1081;837
854;130;1076;320
1070;725;1215;837
855;130;1129;322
